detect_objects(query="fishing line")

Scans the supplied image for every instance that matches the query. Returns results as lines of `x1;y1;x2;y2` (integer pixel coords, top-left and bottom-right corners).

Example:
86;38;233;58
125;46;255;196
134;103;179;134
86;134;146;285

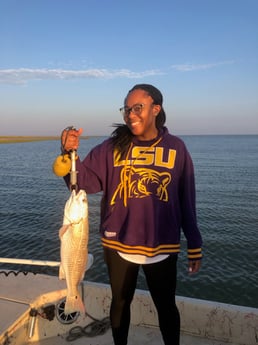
66;315;110;341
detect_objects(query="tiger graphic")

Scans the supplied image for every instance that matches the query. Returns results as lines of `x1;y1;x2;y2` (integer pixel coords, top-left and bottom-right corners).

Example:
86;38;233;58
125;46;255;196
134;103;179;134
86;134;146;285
111;166;171;206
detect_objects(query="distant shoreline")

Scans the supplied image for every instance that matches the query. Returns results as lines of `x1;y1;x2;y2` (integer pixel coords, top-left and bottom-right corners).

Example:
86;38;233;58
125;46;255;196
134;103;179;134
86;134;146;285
0;134;255;144
0;136;90;144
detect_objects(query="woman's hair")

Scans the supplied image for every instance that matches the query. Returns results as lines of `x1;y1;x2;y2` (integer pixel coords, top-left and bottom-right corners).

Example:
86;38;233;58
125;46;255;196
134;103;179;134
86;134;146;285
111;84;166;157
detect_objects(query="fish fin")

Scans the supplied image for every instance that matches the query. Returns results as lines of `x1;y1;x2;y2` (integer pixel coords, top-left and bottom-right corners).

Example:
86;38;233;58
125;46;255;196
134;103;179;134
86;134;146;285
80;271;86;282
59;264;66;280
64;293;85;315
59;225;70;239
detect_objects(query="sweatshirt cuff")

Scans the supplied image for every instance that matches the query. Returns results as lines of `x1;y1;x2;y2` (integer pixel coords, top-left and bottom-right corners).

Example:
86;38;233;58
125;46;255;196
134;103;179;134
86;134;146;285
188;248;202;260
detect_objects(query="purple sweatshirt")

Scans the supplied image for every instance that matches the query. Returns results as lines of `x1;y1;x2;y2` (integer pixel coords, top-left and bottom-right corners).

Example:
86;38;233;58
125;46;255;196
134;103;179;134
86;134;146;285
69;127;202;260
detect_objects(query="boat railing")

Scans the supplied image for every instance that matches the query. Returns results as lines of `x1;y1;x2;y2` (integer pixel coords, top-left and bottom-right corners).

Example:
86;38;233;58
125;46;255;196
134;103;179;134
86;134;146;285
0;254;94;269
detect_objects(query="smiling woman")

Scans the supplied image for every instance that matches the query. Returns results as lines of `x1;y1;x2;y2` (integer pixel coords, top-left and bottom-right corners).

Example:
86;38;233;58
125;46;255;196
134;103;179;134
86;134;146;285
60;83;202;345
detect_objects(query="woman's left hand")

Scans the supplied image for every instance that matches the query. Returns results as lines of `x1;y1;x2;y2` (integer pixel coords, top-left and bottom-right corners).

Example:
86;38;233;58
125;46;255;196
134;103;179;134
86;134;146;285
188;260;201;274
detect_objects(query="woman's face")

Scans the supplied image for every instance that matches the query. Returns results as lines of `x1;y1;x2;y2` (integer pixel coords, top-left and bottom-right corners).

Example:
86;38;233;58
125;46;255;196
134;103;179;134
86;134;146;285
123;89;161;141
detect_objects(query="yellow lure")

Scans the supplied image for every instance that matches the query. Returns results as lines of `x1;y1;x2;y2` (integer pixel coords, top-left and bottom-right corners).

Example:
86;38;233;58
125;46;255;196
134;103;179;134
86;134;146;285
52;154;71;177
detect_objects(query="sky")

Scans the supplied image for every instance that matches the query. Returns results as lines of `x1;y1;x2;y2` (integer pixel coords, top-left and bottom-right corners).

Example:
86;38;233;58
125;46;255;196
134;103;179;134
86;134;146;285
0;0;257;136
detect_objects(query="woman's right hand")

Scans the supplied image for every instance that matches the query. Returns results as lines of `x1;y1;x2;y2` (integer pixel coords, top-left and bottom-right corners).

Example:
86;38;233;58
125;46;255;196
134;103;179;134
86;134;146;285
61;127;83;152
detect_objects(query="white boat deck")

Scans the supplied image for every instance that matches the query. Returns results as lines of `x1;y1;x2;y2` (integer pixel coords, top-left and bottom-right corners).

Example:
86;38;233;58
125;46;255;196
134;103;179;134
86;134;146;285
0;271;257;345
23;327;227;345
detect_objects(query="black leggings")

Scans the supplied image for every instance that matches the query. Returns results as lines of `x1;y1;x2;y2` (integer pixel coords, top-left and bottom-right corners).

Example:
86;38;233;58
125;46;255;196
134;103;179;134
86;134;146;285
104;248;180;345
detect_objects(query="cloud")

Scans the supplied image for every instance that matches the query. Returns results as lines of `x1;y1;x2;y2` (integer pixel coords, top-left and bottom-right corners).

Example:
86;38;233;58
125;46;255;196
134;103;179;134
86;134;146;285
0;61;235;84
170;60;235;72
0;67;162;85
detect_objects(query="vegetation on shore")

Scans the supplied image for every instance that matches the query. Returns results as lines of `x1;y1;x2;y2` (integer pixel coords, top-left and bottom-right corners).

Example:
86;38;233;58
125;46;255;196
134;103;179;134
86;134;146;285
0;136;59;144
0;136;89;144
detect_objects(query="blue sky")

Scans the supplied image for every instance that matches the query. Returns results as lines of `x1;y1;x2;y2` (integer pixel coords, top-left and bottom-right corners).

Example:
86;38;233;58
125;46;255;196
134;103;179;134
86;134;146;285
1;0;257;136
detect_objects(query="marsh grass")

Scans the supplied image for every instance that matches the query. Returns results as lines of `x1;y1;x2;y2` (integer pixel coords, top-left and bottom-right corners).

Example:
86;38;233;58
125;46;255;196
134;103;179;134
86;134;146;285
0;136;60;144
0;136;89;144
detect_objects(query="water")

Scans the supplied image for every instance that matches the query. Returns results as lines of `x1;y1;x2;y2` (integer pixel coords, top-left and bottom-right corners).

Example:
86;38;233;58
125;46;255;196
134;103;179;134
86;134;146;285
0;135;257;308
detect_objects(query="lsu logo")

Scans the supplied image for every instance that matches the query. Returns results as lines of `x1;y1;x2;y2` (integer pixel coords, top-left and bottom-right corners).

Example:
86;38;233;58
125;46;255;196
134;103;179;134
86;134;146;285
111;166;171;207
114;146;176;169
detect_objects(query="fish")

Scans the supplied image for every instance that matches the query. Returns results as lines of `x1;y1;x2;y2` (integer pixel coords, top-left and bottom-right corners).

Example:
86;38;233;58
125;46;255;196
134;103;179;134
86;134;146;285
59;189;89;315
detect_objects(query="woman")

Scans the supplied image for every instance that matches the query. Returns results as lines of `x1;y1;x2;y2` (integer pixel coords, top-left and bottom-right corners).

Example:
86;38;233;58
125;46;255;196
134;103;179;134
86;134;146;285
61;84;202;345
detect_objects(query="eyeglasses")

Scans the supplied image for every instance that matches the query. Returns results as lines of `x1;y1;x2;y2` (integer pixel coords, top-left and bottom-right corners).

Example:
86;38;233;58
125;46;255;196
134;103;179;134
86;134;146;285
119;103;145;117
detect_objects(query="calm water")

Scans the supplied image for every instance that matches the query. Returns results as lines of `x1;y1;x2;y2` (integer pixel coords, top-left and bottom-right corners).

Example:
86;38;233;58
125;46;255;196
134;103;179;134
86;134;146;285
0;135;257;308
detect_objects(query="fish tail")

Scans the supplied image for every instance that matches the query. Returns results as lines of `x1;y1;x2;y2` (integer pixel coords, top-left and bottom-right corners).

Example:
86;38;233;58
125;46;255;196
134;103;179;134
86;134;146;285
64;293;85;315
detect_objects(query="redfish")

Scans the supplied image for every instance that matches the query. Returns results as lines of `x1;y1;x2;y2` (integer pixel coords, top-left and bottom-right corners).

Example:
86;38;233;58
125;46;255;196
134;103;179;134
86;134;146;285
59;189;89;314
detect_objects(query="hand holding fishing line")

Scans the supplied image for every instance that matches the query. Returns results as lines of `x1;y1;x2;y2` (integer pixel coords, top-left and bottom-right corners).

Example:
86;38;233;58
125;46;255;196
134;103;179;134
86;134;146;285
52;126;83;177
61;127;83;152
